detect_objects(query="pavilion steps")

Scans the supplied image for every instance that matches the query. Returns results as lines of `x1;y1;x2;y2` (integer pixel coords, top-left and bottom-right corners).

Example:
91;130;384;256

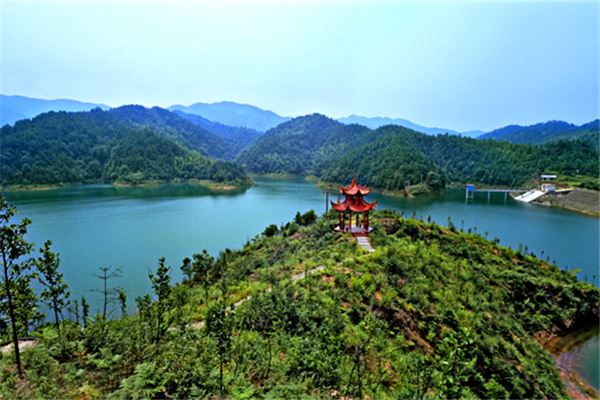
355;235;375;252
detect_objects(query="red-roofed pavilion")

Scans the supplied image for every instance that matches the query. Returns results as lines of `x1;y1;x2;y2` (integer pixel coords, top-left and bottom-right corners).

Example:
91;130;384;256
331;178;377;234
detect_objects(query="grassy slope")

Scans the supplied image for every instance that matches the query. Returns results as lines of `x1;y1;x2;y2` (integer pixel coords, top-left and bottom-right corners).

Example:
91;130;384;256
1;211;597;399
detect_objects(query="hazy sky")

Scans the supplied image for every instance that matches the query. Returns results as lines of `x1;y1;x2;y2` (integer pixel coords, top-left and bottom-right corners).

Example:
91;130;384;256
1;0;598;131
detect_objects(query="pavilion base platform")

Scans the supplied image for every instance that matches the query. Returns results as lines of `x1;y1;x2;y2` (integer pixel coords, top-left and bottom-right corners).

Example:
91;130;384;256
335;226;373;235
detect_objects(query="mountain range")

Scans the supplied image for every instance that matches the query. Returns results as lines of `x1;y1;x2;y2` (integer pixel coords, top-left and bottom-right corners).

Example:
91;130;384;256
1;94;597;147
478;119;599;147
168;101;290;132
0;94;108;126
337;114;484;137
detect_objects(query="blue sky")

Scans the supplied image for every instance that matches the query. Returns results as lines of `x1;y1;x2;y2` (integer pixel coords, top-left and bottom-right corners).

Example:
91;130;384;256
1;1;598;131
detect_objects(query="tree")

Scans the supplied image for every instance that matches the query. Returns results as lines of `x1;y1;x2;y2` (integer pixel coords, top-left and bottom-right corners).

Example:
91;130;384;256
294;210;317;226
81;296;90;328
205;251;232;393
180;250;214;303
36;240;70;330
263;224;278;237
92;266;121;320
0;197;36;378
149;257;172;343
205;302;231;394
118;289;128;318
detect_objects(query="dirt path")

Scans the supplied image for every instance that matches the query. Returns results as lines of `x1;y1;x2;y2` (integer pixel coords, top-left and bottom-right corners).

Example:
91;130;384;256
0;338;37;354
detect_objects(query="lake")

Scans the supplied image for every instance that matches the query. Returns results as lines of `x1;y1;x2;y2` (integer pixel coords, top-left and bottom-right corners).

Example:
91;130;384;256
2;177;599;388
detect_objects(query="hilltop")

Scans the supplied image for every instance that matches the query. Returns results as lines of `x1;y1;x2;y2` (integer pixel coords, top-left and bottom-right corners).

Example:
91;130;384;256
0;94;109;126
236;114;372;175
478;120;599;148
338;114;483;137
169;101;290;132
0;209;597;398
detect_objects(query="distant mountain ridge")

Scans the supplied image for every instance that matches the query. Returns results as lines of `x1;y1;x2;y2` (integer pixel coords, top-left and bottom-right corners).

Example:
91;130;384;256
169;101;290;131
477;119;599;146
0;94;109;126
337;114;484;138
4;94;596;149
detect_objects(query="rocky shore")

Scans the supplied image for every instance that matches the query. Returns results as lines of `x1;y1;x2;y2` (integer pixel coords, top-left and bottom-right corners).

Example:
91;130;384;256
543;329;599;400
533;189;600;217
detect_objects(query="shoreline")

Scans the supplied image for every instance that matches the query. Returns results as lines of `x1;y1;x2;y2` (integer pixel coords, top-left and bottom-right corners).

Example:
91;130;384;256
531;189;600;218
0;183;66;192
541;327;599;399
1;179;253;194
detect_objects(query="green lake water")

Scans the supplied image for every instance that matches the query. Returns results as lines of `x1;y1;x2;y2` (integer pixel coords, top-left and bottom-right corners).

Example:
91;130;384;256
3;177;599;388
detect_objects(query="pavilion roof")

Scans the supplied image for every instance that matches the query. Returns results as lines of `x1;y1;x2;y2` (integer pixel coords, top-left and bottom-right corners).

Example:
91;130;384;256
340;177;371;196
331;199;377;213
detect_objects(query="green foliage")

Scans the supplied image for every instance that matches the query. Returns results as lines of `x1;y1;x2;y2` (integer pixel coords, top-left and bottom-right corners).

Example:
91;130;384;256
324;126;599;190
0;197;37;376
237;114;372;175
238;115;599;191
263;224;279;237
294;209;317;226
0;207;597;398
36;240;70;328
0;108;251;187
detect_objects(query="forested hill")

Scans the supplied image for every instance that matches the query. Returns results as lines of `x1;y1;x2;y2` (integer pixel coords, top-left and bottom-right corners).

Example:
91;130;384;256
478;119;599;147
0;109;251;187
238;114;599;192
107;105;240;160
236;114;372;174
1;208;597;398
172;110;263;155
323;125;599;191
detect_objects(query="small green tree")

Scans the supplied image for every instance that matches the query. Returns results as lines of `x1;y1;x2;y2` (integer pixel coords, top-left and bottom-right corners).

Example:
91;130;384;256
81;296;90;327
263;224;278;237
180;250;214;303
205;302;232;394
118;289;128;318
36;240;70;330
0;197;36;377
149;257;172;343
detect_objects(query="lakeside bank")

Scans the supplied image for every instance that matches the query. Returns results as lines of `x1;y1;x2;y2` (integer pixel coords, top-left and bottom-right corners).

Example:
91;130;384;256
532;188;600;217
542;327;600;399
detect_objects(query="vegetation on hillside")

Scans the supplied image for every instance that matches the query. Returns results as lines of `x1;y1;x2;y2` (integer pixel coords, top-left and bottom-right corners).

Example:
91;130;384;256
1;198;597;399
236;114;372;175
239;115;599;192
0;109;251;188
107;105;238;160
324;126;599;191
173;110;263;157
